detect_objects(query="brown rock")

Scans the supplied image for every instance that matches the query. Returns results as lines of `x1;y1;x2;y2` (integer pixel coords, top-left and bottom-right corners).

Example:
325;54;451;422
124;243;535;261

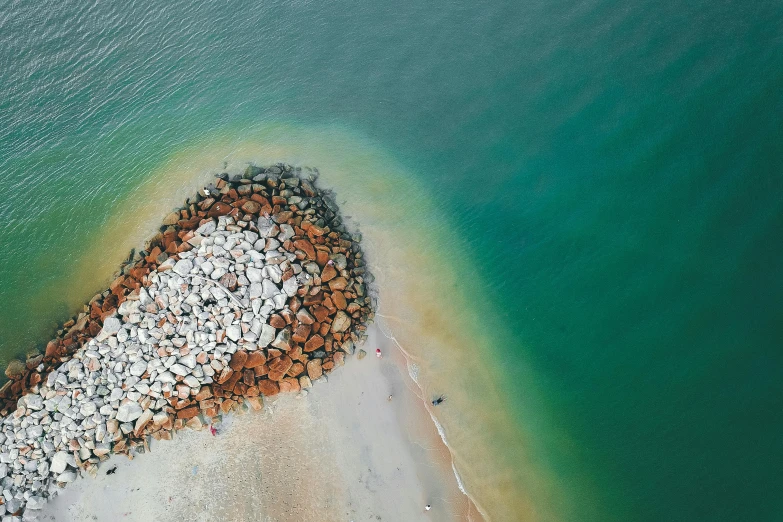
320;264;338;282
228;350;248;370
269;314;286;329
293;239;316;259
177;406;199;420
292;324;312;343
267;355;293;381
195;386;213;401
4;360;25;380
220;399;236;414
208;202;232;218
331;291;347;310
217;367;234;385
296;308;315;325
246;396;263;411
279;377;301;393
331;311;351;333
257;379;280;396
241;200;261;214
304;335;324;353
223;371;242;393
303;291;324;306
306;359;323;380
219;272;238;291
244;351;266;368
243;369;255;386
328;277;348;291
287;362;305;377
311;305;330;323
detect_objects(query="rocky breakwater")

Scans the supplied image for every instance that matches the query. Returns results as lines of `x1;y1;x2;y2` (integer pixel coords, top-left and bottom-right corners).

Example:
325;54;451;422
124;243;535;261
0;164;374;519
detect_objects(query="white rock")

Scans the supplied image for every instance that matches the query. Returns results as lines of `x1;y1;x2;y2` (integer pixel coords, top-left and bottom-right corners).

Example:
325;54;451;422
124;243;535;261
98;317;121;340
50;452;72;474
57;470;77;483
196;220;216;236
260;280;279;300
156;371;176;384
246;267;263;282
173;259;193;277
116;402;143;423
169;364;189;377
26;496;46;510
129;360;148;377
178;354;196;369
258;324;275;347
226;325;242;342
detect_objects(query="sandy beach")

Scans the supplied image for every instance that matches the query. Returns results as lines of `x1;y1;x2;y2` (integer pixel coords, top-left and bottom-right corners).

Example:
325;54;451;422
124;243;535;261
38;324;479;521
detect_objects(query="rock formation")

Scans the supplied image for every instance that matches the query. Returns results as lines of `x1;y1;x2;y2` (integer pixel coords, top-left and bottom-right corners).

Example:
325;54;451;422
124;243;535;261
0;164;374;517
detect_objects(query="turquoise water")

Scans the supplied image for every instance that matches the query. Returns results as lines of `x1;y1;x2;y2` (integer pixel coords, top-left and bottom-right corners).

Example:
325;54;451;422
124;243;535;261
2;1;783;520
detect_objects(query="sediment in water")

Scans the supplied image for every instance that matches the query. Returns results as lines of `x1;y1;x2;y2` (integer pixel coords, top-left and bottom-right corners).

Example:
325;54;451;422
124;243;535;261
0;164;375;517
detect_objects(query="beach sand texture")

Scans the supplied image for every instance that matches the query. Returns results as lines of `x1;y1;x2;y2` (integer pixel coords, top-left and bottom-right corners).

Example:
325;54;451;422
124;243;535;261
39;324;478;521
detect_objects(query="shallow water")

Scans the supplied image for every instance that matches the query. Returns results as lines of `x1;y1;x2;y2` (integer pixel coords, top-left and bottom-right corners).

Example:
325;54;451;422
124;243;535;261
2;1;783;520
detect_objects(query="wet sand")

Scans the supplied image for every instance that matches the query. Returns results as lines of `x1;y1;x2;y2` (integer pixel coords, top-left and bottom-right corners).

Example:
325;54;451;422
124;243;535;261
38;324;479;521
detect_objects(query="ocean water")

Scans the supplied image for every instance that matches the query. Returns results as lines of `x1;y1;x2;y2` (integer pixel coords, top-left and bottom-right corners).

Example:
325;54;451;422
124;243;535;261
1;1;783;521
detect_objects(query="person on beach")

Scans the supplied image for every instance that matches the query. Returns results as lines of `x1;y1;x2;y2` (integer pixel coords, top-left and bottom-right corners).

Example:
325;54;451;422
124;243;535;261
432;395;446;406
376;348;382;358
425;504;431;511
210;425;217;436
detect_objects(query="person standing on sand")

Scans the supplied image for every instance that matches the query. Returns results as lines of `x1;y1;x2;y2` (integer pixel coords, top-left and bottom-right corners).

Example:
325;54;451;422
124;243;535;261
376;348;382;358
425;504;431;511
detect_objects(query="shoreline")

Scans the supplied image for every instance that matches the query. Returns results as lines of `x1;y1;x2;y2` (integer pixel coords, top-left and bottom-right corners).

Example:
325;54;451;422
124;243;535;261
0;163;484;521
39;323;477;521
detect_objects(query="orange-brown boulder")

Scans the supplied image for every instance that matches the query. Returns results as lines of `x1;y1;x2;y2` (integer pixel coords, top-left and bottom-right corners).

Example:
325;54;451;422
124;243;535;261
267;355;293;381
257;379;280;396
320;264;337;282
296;308;315;325
279;377;301;393
306;359;323;380
304;335;324;353
269;314;286;329
331;291;347;310
177;406;199;420
287;362;305;377
228;350;248;370
292;324;311;343
243;369;255;386
217;367;234;384
220;399;236;414
208;202;232;218
293;239;315;259
195;386;213;401
328;277;348;291
241;200;261;214
311;305;330;323
244;351;266;368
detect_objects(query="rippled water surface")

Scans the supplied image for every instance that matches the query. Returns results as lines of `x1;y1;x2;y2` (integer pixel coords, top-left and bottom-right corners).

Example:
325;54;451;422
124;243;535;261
1;1;783;520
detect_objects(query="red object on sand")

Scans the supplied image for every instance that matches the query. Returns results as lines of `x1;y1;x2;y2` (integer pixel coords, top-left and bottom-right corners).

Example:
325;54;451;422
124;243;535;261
376;348;382;358
210;426;217;436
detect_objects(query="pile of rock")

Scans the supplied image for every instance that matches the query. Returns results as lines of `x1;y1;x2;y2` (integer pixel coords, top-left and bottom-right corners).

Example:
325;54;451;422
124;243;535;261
0;164;374;519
